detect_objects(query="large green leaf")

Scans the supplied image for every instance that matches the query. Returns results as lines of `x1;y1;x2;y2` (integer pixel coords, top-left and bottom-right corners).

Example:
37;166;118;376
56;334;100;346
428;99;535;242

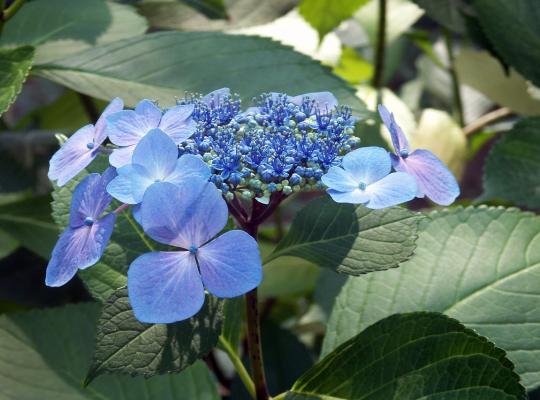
86;288;223;382
411;0;468;33
322;207;540;389
266;196;422;276
51;158;153;301
0;303;219;399
481;118;540;209
287;312;525;400
33;31;365;113
0;46;34;116
0;194;58;259
473;0;540;87
138;0;296;31
0;0;147;63
299;0;369;40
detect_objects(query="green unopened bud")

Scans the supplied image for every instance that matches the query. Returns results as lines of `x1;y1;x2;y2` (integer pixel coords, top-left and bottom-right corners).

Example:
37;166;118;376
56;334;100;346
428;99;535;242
282;185;292;195
225;192;234;201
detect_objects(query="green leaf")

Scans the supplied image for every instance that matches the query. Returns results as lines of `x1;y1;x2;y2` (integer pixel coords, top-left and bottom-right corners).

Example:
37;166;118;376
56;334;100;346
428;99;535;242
218;297;244;354
260;258;320;298
473;0;540;87
299;0;369;41
138;0;296;31
0;228;19;259
86;288;223;382
51;158;153;300
0;303;219;399
0;194;58;259
0;0;148;64
34;31;366;113
0;46;34;116
411;0;468;33
287;312;526;400
481;118;540;209
456;49;540;116
266;196;422;276
181;0;228;19
322;206;540;389
332;47;373;85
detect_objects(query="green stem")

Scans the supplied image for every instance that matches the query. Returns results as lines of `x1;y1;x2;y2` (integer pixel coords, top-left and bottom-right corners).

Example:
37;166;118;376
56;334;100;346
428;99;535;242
218;336;256;399
443;28;464;126
371;0;387;101
0;0;25;33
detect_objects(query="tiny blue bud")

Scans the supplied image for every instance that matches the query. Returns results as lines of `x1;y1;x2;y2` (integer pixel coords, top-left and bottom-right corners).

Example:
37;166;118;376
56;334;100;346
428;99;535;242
189;245;198;254
86;142;95;150
289;173;302;185
84;216;94;226
358;182;367;191
399;149;409;158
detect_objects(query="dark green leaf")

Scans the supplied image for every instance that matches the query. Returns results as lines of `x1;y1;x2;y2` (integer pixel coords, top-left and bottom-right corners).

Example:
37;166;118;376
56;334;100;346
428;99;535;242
481;118;540;208
138;0;296;31
0;46;34;116
218;297;244;354
287;313;526;400
473;0;540;87
34;31;367;115
266;196;422;276
0;194;58;259
51;157;153;300
181;0;228;19
0;0;147;63
0;303;219;399
322;207;540;389
0;228;19;259
299;0;369;40
411;0;468;33
86;288;223;382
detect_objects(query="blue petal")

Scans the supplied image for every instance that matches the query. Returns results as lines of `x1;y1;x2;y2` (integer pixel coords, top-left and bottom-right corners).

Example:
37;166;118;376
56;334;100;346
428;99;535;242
327;189;370;204
70;169;115;227
378;104;409;153
290;91;338;112
393;149;460;206
321;166;359;192
48;124;95;187
45;213;116;287
94;97;124;144
134;99;162;126
127;251;205;323
109;145;136;168
107;165;141;204
364;172;417;209
106;110;156;146
202;88;230;105
341;147;391;185
197;230;262;297
132;204;142;225
141;181;227;248
159;104;196;143
166;154;211;185
132;128;178;180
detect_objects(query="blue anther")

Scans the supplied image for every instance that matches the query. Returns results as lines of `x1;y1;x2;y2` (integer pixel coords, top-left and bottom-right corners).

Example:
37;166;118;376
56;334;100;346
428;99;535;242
358;182;367;191
399;149;409;158
189;245;198;254
86;142;95;150
84;216;94;226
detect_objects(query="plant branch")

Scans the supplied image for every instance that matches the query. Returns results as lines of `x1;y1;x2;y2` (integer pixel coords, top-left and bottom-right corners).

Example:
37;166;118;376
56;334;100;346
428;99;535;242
0;0;25;33
371;0;387;99
443;28;464;126
463;107;513;136
218;336;256;399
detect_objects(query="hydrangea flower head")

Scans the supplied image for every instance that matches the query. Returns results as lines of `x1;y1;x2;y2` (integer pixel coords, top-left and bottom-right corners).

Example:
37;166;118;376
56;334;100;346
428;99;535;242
378;104;460;205
128;181;262;323
180;90;359;201
46;168;117;287
107;99;197;167
48;98;123;186
106;128;210;204
322;147;417;208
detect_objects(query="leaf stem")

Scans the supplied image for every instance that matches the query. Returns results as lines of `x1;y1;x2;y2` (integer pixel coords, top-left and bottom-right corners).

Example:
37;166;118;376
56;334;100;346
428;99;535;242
0;0;25;34
272;393;287;400
371;0;387;100
218;336;256;399
443;28;464;126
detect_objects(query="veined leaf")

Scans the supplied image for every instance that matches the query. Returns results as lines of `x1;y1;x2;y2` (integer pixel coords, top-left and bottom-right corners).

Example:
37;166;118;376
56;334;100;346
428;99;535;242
322;206;540;389
86;288;223;382
0;303;219;399
33;31;366;114
287;312;525;400
266;196;422;276
0;46;34;116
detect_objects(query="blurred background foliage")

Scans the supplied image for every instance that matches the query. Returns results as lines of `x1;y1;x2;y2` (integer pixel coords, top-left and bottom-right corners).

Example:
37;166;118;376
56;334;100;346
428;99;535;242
1;0;540;398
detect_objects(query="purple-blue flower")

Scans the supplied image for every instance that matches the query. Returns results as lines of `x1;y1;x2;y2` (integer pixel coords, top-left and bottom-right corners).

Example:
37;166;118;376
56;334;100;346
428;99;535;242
46;168;117;287
128;181;262;323
321;146;417;208
107;99;196;168
106;129;210;204
378;104;460;205
48;98;123;186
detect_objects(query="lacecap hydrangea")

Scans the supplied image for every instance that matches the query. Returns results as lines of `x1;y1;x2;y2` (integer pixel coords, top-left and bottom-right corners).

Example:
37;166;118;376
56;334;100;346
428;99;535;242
45;88;459;323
